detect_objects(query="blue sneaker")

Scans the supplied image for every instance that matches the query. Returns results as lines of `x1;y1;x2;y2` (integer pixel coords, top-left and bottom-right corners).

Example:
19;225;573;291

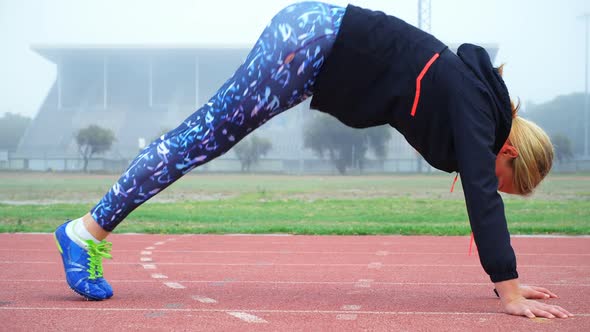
54;221;113;301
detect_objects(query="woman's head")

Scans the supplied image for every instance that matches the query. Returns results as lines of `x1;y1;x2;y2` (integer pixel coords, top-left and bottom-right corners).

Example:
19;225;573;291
495;98;554;195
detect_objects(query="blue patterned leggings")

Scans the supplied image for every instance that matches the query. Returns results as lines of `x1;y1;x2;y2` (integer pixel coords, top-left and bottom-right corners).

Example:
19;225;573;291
90;2;345;231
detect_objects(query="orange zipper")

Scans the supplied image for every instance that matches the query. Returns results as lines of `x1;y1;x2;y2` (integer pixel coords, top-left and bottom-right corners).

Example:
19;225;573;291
410;53;440;117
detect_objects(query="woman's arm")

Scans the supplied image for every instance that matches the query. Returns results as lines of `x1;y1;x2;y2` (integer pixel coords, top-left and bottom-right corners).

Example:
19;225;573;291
450;90;573;318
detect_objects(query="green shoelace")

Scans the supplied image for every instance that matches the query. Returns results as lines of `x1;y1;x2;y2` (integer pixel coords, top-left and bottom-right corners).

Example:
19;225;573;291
85;240;112;280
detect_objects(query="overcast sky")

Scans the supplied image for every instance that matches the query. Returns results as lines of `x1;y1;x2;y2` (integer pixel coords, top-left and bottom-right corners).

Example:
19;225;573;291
1;0;589;118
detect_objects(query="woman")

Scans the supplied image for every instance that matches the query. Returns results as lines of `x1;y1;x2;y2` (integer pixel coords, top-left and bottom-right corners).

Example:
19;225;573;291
54;1;572;319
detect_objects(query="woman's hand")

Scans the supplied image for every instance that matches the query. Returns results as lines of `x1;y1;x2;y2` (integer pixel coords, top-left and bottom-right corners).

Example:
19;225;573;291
519;285;558;300
503;296;574;319
495;278;573;318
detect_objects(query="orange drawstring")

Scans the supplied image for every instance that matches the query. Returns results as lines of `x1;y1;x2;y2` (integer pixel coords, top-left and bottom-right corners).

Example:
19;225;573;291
450;173;459;193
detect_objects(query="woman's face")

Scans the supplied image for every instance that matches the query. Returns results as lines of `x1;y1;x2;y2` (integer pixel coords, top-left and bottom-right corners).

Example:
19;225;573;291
495;142;519;194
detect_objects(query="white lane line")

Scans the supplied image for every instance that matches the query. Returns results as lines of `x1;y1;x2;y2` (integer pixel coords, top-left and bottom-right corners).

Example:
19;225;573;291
111;263;590;268
2;261;589;268
140;257;153;262
376;251;389;256
4;248;590;256
227;312;268;323
513;234;590;238
141;264;156;270
141;251;152;255
6;233;589;239
368;262;382;269
225;234;292;237
336;314;357;320
192;295;218;304
3;307;588;316
355;279;373;288
164;282;185;289
341;305;361;311
2;279;589;287
151;274;168;279
154;242;165;245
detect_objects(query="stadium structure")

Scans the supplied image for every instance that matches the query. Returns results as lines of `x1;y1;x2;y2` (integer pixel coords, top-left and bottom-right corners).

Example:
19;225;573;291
12;43;498;172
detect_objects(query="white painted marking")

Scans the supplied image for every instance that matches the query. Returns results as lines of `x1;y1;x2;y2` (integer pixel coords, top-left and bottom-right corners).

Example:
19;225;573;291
6;233;590;240
140;257;153;262
0;231;50;234
336;314;357;320
341;305;361;311
227;312;268;323
225;234;291;237
355;279;373;288
1;307;589;317
164;282;185;289
151;274;168;279
192;295;217;304
2;261;589;268
141;251;152;255
141;264;156;270
375;251;389;256
3;248;590;256
368;262;382;269
2;279;588;287
512;234;590;238
154;241;165;245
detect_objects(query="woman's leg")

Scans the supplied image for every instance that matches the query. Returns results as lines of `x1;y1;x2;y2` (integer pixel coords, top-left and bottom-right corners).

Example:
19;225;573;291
91;2;345;233
56;1;345;300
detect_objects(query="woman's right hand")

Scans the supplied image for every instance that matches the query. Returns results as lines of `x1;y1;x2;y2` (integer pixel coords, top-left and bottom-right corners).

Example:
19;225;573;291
503;296;573;319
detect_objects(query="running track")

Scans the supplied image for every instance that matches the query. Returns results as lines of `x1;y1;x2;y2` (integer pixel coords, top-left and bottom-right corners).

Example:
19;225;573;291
1;233;589;331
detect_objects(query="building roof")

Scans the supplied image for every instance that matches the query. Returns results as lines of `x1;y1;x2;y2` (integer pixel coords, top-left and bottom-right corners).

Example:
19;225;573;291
31;43;253;63
32;42;500;63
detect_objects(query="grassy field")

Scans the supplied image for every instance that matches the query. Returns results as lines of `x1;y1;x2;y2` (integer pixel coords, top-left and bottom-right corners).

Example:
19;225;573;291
0;171;588;235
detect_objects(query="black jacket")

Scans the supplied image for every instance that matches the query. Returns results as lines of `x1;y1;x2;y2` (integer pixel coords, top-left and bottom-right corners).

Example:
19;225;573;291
310;4;517;283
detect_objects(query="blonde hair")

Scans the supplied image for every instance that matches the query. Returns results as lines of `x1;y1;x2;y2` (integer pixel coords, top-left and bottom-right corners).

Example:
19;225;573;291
498;64;554;195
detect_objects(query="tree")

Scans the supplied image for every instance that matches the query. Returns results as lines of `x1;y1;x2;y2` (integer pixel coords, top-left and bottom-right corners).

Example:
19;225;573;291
233;135;272;172
75;125;116;172
303;112;392;174
0;112;32;152
552;134;574;163
527;93;586;157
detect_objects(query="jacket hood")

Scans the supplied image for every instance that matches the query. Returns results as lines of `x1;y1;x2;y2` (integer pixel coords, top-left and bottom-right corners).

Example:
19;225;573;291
457;43;513;153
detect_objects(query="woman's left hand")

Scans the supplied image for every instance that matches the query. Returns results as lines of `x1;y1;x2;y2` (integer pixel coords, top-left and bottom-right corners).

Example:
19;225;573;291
519;285;558;300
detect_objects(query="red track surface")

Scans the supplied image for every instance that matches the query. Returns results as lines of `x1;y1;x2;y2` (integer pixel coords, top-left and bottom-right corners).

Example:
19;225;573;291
1;233;589;331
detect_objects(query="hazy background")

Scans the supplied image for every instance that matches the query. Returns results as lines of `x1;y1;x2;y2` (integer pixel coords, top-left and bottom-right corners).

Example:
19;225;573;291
1;0;589;119
0;0;589;238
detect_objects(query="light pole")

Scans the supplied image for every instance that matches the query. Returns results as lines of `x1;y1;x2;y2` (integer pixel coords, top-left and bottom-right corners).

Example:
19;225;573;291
418;0;432;32
581;13;589;158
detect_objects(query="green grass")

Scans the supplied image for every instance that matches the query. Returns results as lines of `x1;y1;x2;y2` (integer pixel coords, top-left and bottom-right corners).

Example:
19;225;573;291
1;173;589;235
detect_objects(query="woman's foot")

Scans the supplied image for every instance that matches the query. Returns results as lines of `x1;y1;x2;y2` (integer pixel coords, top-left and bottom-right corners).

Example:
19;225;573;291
54;220;113;300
